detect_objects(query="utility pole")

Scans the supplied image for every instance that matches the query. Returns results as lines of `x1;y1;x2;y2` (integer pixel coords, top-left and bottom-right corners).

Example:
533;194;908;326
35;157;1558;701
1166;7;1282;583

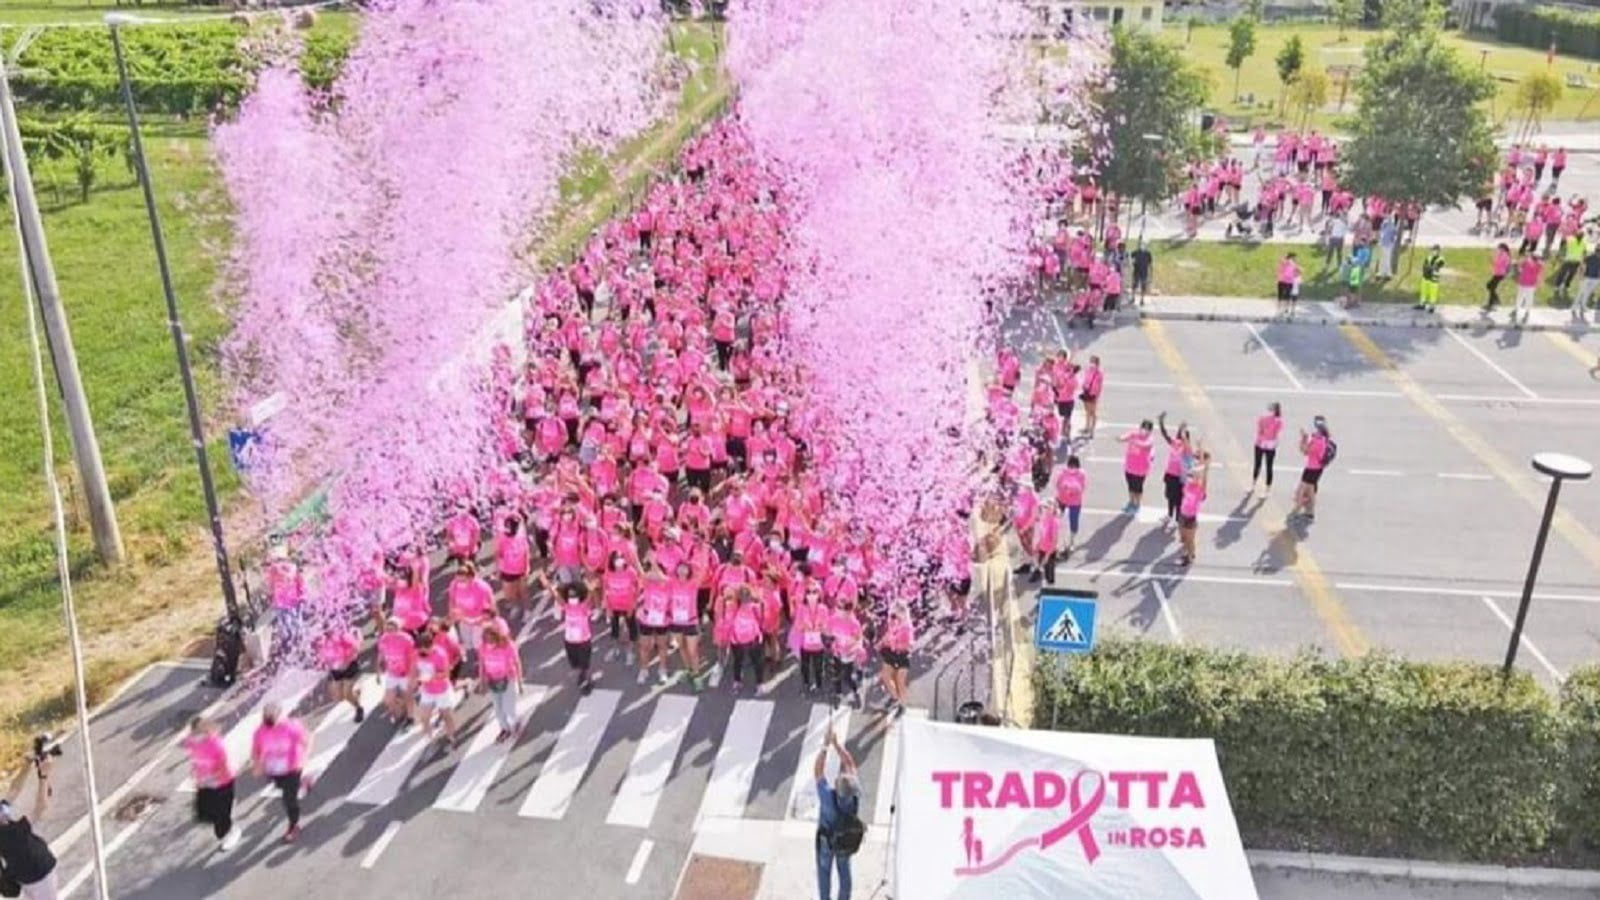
0;57;124;565
108;18;240;624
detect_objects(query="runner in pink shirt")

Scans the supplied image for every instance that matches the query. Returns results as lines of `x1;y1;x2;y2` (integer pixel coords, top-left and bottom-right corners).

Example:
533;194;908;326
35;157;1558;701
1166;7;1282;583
316;624;363;724
729;587;766;693
1293;415;1334;521
557;583;597;695
1512;251;1544;325
1032;497;1061;583
184;716;239;851
250;701;311;843
479;625;525;742
1484;243;1512;311
443;506;480;563
410;630;460;746
1177;451;1212;567
669;561;705;692
601;552;641;664
495;514;532;613
1079;355;1104;437
375;618;416;725
636;562;673;685
1251;401;1284;493
446;560;495;679
1117;419;1156;514
1054;455;1086;555
876;602;915;714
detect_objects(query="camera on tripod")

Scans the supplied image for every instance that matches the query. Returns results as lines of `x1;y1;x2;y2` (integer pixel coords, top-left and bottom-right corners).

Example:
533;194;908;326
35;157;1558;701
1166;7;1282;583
29;733;62;771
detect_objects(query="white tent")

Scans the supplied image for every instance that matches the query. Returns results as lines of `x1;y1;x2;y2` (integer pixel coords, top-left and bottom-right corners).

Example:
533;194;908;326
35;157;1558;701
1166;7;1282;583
891;719;1258;900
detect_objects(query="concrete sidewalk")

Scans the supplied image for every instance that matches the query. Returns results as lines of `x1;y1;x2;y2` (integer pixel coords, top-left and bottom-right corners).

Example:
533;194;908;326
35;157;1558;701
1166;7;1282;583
1109;293;1600;337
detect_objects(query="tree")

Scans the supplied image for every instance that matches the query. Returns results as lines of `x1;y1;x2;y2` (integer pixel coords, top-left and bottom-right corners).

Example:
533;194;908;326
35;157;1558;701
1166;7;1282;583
1093;29;1209;213
1286;68;1329;129
1334;0;1362;39
1226;17;1258;102
1342;26;1495;248
1275;34;1305;115
1512;70;1563;140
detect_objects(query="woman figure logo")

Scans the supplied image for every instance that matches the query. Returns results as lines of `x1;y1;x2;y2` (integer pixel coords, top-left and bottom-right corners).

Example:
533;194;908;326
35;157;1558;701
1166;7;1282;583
962;816;985;867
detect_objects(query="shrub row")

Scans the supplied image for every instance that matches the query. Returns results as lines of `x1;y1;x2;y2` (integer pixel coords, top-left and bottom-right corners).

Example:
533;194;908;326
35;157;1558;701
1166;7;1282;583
11;21;353;116
1033;640;1600;864
1491;6;1600;62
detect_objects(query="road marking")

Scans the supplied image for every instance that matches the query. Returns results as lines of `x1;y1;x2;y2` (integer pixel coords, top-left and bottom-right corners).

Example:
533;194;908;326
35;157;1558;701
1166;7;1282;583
260;675;383;799
1480;596;1565;683
1434;392;1600;407
360;821;402;870
518;688;620;819
1340;322;1600;576
787;705;851;822
1151;580;1184;641
696;699;774;827
1049;307;1069;350
1244;322;1306;391
607;694;696;828
1140;320;1368;657
434;686;549;813
345;723;432;806
1319;301;1350;321
1437;472;1494;481
1063;563;1600;604
1445;329;1538;399
61;811;151;899
1349;468;1403;477
625;839;655;885
180;668;319;792
1544;331;1598;371
1118;379;1399;398
872;708;929;826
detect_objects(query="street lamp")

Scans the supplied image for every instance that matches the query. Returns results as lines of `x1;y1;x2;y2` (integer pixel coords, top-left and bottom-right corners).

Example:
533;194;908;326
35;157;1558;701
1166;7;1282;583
1502;452;1594;679
105;14;242;637
1138;133;1164;246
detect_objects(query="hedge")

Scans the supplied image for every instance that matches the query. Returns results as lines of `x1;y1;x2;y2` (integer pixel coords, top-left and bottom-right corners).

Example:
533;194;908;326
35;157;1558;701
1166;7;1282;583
1491;5;1600;62
1033;640;1600;863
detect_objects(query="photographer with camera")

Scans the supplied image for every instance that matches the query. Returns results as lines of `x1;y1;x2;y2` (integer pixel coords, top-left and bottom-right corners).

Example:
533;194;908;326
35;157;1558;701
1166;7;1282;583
0;737;61;899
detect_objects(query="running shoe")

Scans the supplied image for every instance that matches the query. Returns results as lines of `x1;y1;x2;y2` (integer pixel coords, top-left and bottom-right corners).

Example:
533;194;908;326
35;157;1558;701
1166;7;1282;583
218;830;241;852
353;705;365;724
656;669;670;686
637;669;649;685
282;826;300;844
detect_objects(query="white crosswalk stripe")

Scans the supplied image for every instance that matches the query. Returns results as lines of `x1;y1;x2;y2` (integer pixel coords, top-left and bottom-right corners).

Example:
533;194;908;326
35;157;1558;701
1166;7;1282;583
787;705;851;821
695;699;773;827
518;689;621;819
179;667;320;793
606;694;696;828
345;723;433;806
435;686;550;813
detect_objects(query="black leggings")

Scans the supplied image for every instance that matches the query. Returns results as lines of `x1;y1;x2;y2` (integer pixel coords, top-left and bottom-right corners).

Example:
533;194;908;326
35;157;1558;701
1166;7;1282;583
609;611;639;642
272;771;302;828
801;650;825;690
1253;446;1277;486
731;642;764;684
833;659;859;699
1163;474;1182;519
195;782;235;839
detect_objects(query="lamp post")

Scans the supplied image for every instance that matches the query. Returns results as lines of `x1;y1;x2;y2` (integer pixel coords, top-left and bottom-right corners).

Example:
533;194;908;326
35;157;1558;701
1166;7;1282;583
106;15;241;631
1137;132;1164;246
1502;452;1593;679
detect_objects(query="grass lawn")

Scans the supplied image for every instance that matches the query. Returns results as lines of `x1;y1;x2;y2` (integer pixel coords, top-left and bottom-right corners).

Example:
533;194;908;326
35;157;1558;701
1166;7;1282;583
1167;23;1600;131
0;14;726;767
1148;237;1536;307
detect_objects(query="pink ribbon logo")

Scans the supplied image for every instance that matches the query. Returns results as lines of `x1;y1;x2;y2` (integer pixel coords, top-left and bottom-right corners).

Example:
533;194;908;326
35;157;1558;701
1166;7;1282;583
952;770;1106;877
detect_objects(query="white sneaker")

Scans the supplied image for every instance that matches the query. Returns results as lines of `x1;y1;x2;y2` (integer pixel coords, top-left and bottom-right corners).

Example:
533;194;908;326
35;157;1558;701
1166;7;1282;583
219;829;241;852
636;669;649;685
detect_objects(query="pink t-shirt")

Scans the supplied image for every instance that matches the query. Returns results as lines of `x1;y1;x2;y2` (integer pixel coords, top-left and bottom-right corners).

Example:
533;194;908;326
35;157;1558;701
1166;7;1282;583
496;532;530;577
480;642;519;682
1516;257;1543;288
1123;431;1154;476
415;645;452;695
1055;469;1085;507
252;719;308;777
1305;433;1329;470
1179;481;1207;518
562;602;593;644
1255;414;1283;450
317;629;360;671
184;733;231;788
448;577;494;623
377;631;416;677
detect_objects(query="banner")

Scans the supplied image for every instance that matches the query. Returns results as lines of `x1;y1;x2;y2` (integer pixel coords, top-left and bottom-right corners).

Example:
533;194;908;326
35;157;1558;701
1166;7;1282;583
893;719;1257;900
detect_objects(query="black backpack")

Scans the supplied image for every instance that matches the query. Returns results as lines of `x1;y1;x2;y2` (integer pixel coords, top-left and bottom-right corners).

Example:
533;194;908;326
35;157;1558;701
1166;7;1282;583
829;809;866;856
1323;438;1339;467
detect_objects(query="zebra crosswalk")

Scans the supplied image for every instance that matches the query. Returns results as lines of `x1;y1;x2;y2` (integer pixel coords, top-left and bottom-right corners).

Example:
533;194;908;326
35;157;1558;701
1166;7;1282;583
210;666;922;841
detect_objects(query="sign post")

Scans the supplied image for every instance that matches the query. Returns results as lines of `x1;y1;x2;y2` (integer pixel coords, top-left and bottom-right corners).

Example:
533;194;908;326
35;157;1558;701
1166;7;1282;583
1035;588;1098;732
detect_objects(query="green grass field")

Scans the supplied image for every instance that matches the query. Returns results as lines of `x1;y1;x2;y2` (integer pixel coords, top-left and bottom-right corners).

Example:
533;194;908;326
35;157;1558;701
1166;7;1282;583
1168;23;1600;131
0;12;726;765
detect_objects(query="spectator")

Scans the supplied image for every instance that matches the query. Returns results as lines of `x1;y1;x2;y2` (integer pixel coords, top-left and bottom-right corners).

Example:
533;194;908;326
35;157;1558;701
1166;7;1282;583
1130;242;1153;304
813;727;863;900
0;756;57;899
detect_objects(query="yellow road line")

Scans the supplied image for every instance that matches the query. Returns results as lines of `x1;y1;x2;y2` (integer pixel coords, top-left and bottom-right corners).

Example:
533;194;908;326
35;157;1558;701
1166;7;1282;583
1544;331;1598;371
1341;324;1600;571
1141;321;1369;657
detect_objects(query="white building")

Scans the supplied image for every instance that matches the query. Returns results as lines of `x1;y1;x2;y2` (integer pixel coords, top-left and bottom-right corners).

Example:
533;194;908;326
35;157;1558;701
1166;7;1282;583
1025;0;1166;34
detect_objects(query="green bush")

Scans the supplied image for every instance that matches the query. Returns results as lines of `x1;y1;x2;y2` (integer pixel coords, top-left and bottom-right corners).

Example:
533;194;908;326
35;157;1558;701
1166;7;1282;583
1559;666;1600;851
1492;6;1600;61
1033;640;1569;861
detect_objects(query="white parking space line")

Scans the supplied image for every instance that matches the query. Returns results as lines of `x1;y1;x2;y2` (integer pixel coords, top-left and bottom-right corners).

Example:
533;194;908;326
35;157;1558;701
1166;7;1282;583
696;699;773;826
1445;330;1539;400
1480;596;1565;683
872;708;929;827
625;838;655;885
360;821;403;870
787;705;851;822
1349;468;1403;477
519;689;620;819
607;694;696;828
1435;393;1600;407
435;686;549;813
1152;580;1184;641
1244;322;1306;392
1059;565;1600;604
1438;472;1494;481
1119;380;1400;398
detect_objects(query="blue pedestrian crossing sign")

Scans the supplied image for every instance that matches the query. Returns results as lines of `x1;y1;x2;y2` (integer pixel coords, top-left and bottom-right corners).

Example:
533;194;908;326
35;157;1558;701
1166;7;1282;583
1035;588;1098;654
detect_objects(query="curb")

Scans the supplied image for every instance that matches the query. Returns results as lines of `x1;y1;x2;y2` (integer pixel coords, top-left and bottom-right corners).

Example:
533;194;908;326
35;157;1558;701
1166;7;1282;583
1247;849;1600;890
1117;308;1598;335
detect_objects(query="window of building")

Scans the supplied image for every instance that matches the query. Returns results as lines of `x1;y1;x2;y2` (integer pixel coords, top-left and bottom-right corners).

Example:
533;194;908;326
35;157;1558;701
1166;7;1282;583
1141;5;1153;20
